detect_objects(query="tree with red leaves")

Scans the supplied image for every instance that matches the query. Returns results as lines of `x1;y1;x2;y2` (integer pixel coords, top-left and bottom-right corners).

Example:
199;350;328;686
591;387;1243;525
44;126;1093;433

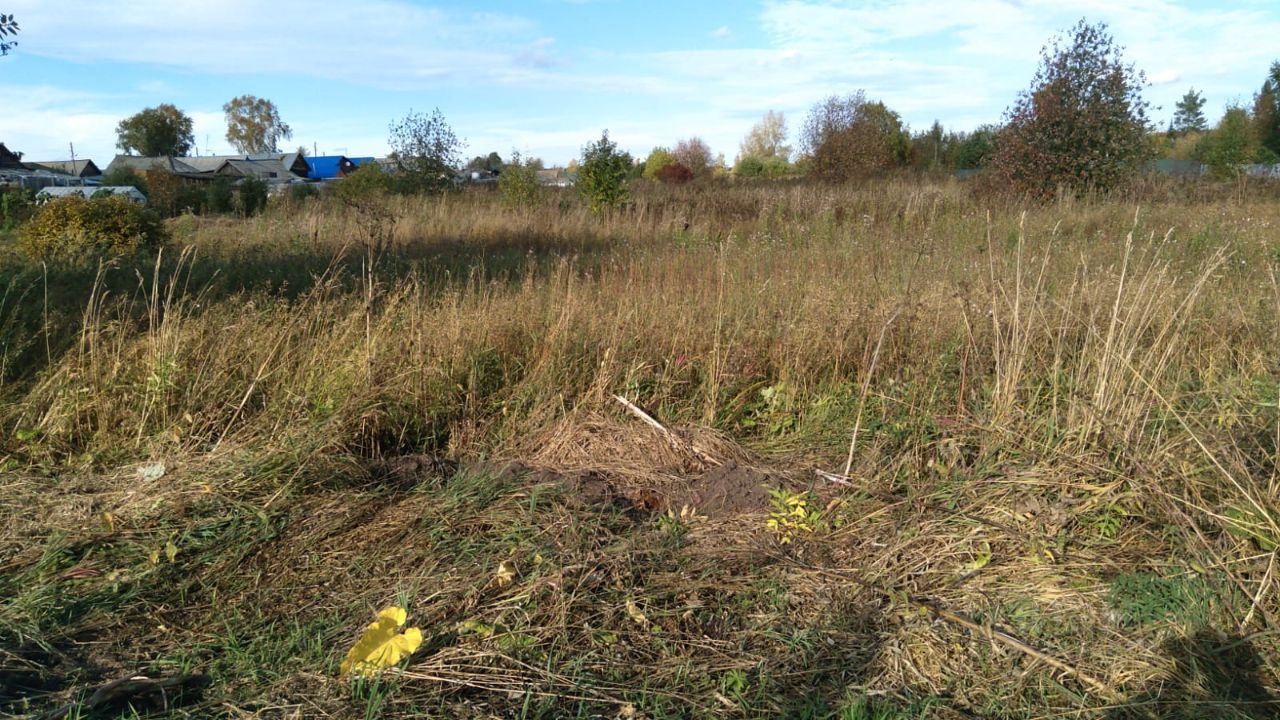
987;20;1152;198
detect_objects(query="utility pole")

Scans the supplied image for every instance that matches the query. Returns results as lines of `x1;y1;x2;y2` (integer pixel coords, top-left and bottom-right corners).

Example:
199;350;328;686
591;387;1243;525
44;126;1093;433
69;142;78;186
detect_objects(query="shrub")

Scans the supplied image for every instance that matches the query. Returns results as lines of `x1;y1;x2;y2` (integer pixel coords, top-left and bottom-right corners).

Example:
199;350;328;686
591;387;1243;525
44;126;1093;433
578;130;630;212
206;176;235;214
237;177;268;217
734;155;789;178
98;167;149;197
332;162;390;204
18;195;168;261
147;171;205;217
498;151;542;207
288;182;319;204
0;187;35;231
655;162;694;185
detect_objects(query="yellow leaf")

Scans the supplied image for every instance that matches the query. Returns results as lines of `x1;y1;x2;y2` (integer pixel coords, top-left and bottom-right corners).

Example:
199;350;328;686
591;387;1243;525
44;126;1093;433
625;599;649;628
164;539;178;563
148;548;160;565
101;512;116;533
340;606;424;678
494;561;516;588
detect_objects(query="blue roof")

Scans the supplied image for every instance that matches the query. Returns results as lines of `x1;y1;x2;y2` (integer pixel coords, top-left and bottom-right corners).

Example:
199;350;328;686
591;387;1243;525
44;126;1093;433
304;155;348;180
349;157;376;166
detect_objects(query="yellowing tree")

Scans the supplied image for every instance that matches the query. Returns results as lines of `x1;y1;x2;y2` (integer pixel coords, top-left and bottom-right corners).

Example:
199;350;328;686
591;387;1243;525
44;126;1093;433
224;95;293;154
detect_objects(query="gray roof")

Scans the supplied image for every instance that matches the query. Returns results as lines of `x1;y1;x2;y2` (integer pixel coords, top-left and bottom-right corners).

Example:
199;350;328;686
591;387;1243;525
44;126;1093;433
179;156;231;173
106;155;201;174
28;159;101;176
168;154;307;178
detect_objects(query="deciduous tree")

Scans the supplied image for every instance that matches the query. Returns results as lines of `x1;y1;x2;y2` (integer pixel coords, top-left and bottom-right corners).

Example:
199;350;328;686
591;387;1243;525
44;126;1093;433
672;137;712;178
800;91;910;181
739;110;790;162
986;20;1152;198
388;108;464;194
116;104;196;157
224;95;292;154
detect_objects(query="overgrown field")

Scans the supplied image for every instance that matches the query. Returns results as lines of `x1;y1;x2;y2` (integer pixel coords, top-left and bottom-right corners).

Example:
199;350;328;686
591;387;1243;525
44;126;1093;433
2;180;1279;718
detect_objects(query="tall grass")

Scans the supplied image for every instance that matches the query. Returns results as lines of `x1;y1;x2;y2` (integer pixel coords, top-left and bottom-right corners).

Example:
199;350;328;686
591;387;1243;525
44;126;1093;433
2;178;1278;717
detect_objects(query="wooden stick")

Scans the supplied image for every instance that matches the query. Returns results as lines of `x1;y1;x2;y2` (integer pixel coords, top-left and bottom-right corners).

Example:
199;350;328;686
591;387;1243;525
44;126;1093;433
612;394;720;467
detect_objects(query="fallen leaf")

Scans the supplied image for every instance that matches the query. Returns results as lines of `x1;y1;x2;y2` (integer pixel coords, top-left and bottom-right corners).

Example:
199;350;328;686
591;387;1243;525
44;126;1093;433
625;599;649;628
340;606;423;678
494;561;516;588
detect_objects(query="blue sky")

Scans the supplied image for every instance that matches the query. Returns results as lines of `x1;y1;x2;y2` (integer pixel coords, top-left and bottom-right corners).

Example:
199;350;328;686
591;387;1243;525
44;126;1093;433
4;0;1280;167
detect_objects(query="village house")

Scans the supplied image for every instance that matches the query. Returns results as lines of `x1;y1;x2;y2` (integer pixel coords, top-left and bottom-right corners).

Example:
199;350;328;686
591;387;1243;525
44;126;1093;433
27;159;102;179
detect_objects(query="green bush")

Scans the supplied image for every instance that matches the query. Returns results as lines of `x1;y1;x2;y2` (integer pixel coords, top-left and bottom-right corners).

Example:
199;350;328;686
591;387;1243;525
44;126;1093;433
497;151;541;207
0;187;35;231
206;176;235;214
288;182;319;204
578;130;630;212
18;195;169;261
238;177;268;217
98;167;150;197
332;162;390;204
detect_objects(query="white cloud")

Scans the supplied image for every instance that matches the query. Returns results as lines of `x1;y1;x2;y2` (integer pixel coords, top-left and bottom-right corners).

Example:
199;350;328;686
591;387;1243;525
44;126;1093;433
7;0;547;90
711;26;732;39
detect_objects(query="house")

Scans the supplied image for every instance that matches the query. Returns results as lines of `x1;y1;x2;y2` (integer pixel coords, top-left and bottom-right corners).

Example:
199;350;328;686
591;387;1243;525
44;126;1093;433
105;155;203;177
0;142;23;169
0;145;93;189
304;155;357;180
28;159;102;178
36;185;147;205
180;153;309;181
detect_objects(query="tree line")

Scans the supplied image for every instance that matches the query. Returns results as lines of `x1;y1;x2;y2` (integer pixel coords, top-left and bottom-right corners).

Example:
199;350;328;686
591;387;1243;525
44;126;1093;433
73;18;1280;213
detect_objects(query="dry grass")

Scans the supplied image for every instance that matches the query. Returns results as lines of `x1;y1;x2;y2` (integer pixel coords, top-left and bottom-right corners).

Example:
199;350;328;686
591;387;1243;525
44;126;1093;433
1;178;1278;718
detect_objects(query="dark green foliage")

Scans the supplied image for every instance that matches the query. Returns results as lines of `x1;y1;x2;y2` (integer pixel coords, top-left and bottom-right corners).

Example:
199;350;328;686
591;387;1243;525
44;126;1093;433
237;178;268;217
288;182;318;204
388;107;464;194
1107;572;1216;628
577;130;630;212
466;151;504;173
115;104;195;157
98;167;149;197
987;21;1152;198
954;125;999;169
206;176;235;215
332;162;391;204
0;187;34;230
1252;61;1280;158
18;195;168;261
